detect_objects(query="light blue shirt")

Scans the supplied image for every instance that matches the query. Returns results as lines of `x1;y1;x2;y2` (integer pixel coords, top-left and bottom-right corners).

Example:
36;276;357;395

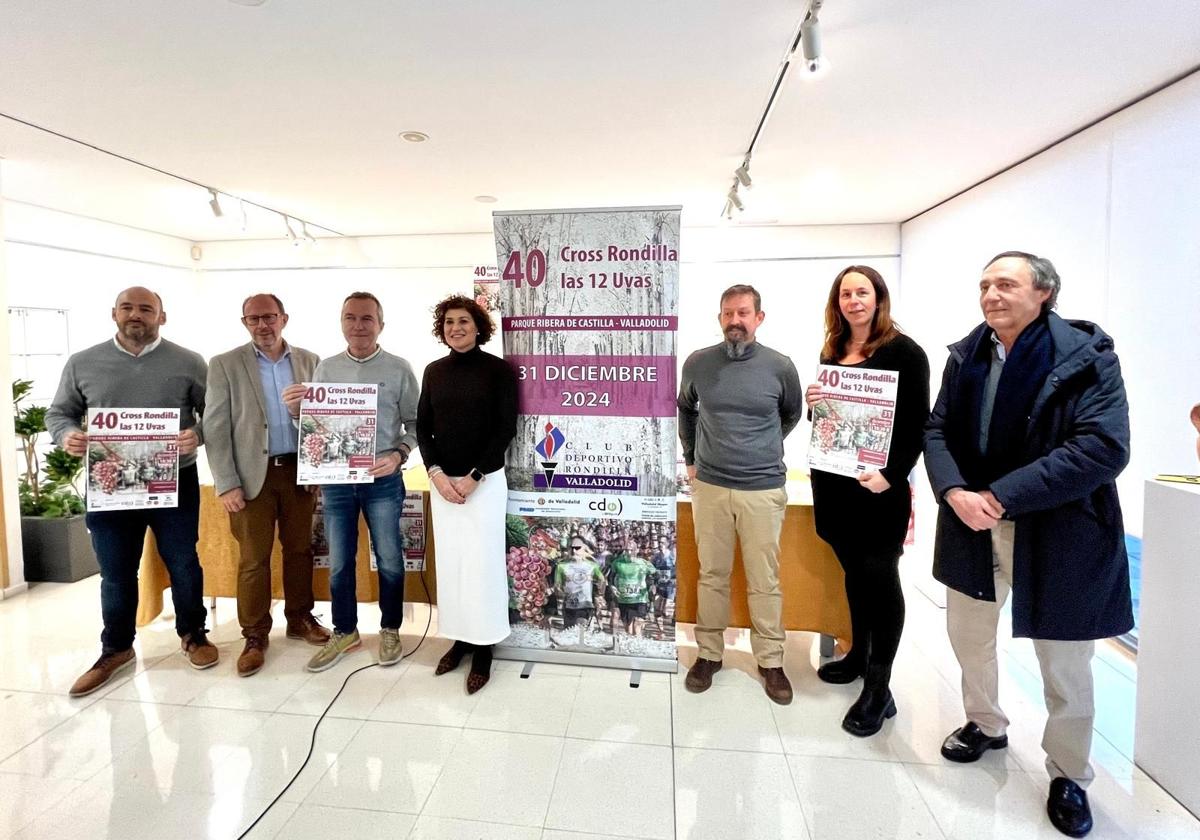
255;344;296;456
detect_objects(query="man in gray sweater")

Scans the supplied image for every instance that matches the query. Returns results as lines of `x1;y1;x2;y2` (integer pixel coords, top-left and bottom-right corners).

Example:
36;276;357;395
283;291;419;673
677;284;803;704
46;286;218;697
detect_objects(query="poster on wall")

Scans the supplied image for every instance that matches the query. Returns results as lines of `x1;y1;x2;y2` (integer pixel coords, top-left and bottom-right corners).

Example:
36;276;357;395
473;264;501;313
807;364;899;478
86;408;180;511
493;205;680;671
297;383;378;485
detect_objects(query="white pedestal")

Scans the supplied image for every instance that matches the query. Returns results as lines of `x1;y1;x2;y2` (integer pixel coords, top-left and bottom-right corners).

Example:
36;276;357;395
1135;479;1200;817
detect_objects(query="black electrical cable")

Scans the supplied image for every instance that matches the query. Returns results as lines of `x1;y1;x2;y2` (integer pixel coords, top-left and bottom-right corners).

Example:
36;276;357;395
236;568;435;840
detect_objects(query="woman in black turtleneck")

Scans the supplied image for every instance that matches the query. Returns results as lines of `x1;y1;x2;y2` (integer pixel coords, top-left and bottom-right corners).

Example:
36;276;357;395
807;266;929;737
418;294;517;693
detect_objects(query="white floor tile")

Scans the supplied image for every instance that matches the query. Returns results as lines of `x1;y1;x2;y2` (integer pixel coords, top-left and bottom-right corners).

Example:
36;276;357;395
369;662;482;727
463;670;580;737
304;720;461;813
0;697;178;780
565;677;672;746
409;815;542;839
0;689;89;762
788;755;944;840
545;740;674;839
0;771;85;837
2;569;1197;840
672;682;783;753
905;762;1063;839
283;654;406;718
208;712;364;803
101;705;270;793
422;729;564;827
674;747;809;840
274;803;417;839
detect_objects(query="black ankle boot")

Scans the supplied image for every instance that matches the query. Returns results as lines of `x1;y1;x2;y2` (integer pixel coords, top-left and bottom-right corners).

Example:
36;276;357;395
817;652;865;684
841;666;896;737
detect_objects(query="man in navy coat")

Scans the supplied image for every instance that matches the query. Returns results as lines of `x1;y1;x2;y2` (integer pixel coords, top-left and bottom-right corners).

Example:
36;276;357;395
925;251;1133;839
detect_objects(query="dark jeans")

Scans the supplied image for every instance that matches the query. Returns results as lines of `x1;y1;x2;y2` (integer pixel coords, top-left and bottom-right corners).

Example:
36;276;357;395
322;471;406;635
87;464;207;653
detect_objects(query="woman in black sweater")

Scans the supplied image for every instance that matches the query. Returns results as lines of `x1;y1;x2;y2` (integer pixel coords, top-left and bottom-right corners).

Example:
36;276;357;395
807;265;929;736
418;294;518;693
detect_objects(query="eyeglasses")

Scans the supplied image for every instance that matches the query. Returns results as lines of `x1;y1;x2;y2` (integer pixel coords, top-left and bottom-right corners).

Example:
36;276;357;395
570;545;585;552
242;314;281;326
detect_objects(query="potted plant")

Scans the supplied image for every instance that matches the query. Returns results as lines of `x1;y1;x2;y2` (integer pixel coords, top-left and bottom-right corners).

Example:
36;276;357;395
13;379;97;582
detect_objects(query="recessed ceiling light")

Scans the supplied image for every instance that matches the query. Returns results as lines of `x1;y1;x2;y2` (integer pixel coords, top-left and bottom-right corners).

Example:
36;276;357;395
474;195;498;204
399;131;429;143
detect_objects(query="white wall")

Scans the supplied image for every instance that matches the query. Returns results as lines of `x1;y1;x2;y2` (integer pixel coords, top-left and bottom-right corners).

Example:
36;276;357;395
5;219;899;491
1;166;29;596
900;72;1200;538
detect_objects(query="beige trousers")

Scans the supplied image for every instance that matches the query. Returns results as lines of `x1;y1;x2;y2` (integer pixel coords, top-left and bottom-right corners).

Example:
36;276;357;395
947;519;1096;786
690;478;788;667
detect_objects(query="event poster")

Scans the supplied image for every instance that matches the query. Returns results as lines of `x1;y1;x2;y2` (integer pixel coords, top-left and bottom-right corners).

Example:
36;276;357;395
86;407;180;511
494;205;680;667
297;383;377;485
401;491;426;571
311;489;425;571
807;363;899;478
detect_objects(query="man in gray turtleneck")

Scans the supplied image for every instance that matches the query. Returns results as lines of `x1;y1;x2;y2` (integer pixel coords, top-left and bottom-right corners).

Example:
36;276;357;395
677;284;803;705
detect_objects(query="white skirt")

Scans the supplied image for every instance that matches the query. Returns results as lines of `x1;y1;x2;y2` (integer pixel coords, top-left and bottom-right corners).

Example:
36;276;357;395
429;469;511;645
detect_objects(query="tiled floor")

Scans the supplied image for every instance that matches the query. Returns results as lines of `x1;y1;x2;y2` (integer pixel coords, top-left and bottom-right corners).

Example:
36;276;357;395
1;568;1197;840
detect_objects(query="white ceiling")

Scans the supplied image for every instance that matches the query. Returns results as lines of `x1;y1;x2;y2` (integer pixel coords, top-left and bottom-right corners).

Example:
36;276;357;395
1;0;1198;242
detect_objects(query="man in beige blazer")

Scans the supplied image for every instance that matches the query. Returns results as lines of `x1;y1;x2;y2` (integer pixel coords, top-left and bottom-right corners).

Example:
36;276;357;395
205;293;330;676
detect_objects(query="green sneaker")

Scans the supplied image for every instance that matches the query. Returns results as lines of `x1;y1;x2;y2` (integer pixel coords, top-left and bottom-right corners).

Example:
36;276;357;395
306;630;362;673
379;628;403;666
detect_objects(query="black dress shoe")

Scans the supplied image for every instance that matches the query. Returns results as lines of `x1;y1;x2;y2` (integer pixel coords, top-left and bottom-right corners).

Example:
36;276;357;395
940;721;1008;763
817;654;865;684
842;685;897;737
1047;777;1093;837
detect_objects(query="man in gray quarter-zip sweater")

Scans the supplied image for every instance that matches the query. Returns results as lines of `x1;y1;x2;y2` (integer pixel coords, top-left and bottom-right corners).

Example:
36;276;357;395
677;284;803;706
46;286;219;697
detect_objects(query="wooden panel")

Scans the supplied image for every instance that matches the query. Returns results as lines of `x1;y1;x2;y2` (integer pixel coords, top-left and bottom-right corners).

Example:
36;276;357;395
674;500;851;642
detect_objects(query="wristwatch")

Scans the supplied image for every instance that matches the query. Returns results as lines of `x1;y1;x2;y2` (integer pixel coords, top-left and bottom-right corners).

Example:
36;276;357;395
469;468;485;482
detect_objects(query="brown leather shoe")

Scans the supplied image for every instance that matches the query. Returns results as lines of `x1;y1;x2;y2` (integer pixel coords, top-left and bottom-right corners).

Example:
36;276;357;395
237;636;268;677
69;649;135;697
181;630;219;670
758;666;793;705
684;657;722;693
286;614;332;646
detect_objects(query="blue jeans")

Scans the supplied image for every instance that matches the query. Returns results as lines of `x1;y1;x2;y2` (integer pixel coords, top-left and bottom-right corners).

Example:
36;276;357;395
322;471;406;634
86;464;207;653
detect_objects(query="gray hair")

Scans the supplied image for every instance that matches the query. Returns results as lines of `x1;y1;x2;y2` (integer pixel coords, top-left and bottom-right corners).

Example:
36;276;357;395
984;250;1060;312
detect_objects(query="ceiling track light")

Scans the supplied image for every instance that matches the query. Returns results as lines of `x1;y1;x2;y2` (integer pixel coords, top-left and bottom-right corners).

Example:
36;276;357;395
735;158;753;188
727;185;744;212
207;188;223;218
799;0;830;78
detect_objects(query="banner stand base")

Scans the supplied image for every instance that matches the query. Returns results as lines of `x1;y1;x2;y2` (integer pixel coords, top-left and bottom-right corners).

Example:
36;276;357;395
495;645;678;674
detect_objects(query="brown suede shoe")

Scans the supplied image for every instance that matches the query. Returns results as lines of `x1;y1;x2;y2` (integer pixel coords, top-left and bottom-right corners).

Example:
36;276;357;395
684;657;722;693
181;630;219;670
237;636;268;677
758;666;793;705
286;614;332;646
69;649;135;698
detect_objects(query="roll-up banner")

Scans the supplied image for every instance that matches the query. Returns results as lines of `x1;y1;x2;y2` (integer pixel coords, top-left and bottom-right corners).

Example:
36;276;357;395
493;206;680;673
